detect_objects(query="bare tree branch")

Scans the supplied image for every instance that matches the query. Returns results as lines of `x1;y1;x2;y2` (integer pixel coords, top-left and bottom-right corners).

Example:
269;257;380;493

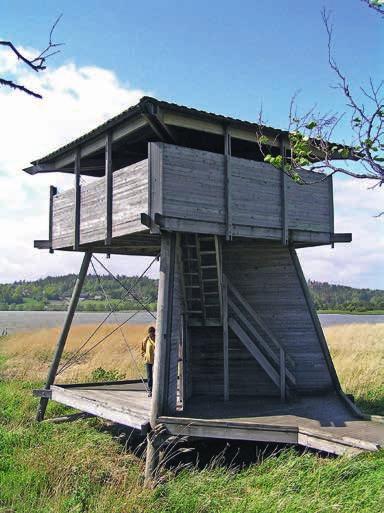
256;7;384;190
0;14;63;99
0;77;42;99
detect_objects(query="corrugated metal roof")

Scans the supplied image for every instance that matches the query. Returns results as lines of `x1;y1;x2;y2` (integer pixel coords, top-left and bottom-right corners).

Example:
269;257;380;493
32;96;286;164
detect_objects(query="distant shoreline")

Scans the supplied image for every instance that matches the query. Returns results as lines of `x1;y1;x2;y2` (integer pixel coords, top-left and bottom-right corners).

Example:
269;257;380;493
317;310;384;315
1;309;384;315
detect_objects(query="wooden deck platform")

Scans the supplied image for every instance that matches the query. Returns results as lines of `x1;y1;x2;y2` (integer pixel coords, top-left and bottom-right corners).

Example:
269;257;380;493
49;381;151;433
44;383;384;456
160;393;384;455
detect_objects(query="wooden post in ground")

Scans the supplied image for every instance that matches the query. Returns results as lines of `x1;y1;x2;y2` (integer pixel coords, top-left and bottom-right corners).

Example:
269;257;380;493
146;232;176;486
150;232;176;427
36;251;92;421
144;432;160;488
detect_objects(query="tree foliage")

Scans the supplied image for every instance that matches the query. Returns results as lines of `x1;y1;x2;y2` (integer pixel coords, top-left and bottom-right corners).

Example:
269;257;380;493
309;280;384;311
257;3;384;189
0;274;158;312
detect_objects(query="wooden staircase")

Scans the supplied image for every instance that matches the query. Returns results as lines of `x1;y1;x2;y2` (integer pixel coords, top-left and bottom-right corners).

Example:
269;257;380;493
224;276;296;400
178;234;295;399
180;234;222;326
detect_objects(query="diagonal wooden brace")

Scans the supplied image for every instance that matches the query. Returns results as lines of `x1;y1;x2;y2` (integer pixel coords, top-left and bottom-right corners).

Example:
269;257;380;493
36;251;92;421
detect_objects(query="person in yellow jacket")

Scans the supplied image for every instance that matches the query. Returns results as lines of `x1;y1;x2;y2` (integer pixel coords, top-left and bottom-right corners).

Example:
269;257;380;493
141;326;156;397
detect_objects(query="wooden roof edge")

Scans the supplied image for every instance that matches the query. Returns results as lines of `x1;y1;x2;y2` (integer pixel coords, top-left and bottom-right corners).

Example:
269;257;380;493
23;96;357;174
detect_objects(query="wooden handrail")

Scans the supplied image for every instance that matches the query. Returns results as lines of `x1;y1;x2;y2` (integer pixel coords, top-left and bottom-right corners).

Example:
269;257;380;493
226;276;295;368
228;296;296;386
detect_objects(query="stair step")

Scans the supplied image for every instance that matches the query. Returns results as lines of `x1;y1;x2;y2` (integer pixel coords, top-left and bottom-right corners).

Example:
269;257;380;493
200;251;216;255
203;278;218;282
203;291;218;296
187;310;203;314
184;272;198;275
184;258;198;262
201;265;217;269
185;285;200;288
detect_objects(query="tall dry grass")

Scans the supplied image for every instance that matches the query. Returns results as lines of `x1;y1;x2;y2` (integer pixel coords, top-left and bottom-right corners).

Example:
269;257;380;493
0;323;152;382
0;322;383;403
324;323;384;406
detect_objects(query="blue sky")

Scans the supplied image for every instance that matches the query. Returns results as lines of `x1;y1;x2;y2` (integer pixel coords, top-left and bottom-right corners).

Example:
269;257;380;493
3;0;383;127
0;0;383;287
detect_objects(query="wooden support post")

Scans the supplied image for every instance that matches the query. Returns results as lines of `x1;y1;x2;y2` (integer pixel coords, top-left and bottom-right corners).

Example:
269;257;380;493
144;433;160;488
280;135;288;246
328;174;335;248
279;348;286;401
215;235;223;321
222;274;229;401
224;127;232;240
36;251;92;422
49;185;57;253
144;430;168;488
151;232;176;427
73;149;81;250
105;131;113;246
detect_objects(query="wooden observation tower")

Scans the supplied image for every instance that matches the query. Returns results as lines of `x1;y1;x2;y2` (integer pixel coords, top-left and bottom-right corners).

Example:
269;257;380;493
26;97;384;482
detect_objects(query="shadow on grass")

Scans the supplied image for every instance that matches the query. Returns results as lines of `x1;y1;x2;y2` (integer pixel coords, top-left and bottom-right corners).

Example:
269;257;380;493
356;396;384;416
96;422;335;476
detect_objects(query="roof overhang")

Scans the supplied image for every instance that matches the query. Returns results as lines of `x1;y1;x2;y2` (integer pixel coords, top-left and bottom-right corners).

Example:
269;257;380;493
23;96;356;176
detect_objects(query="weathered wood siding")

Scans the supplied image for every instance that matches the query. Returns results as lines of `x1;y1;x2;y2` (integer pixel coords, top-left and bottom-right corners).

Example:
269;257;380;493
187;241;335;397
51;160;149;248
150;143;333;241
189;326;278;397
223;241;334;394
167;253;183;413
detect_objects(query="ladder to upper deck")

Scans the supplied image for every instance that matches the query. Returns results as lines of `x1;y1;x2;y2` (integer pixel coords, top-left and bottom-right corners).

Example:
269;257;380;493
180;234;222;327
179;233;296;398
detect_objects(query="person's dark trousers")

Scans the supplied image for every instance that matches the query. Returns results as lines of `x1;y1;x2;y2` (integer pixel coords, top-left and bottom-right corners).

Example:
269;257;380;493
146;363;153;391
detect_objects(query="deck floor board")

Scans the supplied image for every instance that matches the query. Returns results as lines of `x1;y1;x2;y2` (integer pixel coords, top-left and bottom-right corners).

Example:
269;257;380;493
50;385;384;454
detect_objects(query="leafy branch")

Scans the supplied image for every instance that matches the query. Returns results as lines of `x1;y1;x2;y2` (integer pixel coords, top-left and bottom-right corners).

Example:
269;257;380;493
0;14;63;99
362;0;384;16
256;6;384;188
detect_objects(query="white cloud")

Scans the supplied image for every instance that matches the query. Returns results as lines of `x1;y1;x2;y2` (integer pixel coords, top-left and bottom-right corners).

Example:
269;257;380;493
0;48;382;289
0;47;158;283
299;177;384;289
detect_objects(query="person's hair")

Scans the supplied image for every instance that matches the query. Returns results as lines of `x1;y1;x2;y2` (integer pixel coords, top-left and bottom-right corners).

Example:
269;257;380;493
148;326;155;333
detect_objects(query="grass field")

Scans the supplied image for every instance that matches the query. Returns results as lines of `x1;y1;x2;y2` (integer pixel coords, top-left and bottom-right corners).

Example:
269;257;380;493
0;322;383;512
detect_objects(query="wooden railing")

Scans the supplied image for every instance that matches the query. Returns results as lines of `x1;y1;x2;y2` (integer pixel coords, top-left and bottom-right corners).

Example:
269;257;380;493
224;275;296;400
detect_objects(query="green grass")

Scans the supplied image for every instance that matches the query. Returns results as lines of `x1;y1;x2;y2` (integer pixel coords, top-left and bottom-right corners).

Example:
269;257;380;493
0;357;384;512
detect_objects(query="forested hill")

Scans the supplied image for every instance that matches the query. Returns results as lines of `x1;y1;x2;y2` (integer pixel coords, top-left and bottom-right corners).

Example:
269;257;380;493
0;275;383;312
0;274;158;311
309;280;384;312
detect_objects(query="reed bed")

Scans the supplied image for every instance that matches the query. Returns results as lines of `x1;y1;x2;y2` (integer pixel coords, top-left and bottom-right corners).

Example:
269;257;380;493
0;322;383;412
0;323;152;382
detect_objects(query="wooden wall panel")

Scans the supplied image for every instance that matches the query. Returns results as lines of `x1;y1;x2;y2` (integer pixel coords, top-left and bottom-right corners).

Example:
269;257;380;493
286;170;331;232
188;240;335;398
51;160;149;248
112;160;149;238
157;143;332;239
52;189;75;248
231;158;282;229
223;241;334;393
161;144;225;223
189;327;224;397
